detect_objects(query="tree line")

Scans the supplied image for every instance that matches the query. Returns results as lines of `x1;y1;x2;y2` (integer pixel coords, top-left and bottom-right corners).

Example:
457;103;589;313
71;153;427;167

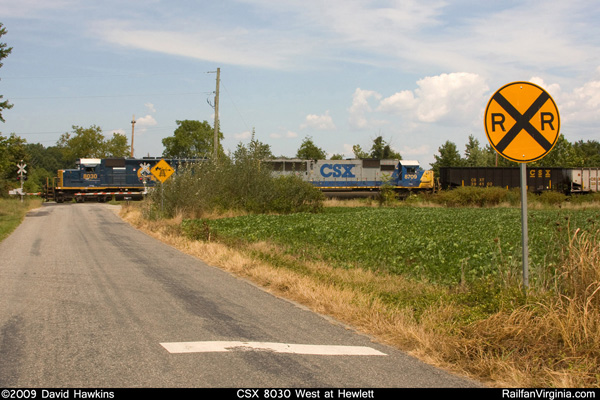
0;125;131;195
2;121;599;196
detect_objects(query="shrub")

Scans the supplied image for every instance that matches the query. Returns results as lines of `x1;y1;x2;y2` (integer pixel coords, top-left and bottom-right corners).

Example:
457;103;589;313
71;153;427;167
569;192;600;205
148;146;324;218
535;191;567;205
433;186;519;207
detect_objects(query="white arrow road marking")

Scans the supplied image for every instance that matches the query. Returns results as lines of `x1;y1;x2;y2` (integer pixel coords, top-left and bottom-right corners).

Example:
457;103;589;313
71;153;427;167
160;341;387;356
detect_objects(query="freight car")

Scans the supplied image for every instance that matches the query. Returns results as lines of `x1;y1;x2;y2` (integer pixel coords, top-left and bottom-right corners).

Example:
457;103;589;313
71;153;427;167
43;157;200;203
438;167;600;194
265;159;434;193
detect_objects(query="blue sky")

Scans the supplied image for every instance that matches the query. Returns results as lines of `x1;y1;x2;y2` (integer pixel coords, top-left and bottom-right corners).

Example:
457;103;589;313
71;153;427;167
1;0;599;168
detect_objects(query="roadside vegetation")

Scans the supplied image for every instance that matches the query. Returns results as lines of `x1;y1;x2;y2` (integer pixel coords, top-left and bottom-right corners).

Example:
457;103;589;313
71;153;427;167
143;142;324;220
0;197;42;241
120;162;600;388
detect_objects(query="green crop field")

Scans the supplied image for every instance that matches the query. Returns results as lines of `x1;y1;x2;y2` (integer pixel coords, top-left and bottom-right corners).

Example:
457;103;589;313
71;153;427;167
183;207;600;286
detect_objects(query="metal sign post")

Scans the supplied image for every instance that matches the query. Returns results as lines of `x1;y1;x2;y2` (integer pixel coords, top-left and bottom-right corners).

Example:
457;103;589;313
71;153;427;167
519;163;529;289
484;82;560;291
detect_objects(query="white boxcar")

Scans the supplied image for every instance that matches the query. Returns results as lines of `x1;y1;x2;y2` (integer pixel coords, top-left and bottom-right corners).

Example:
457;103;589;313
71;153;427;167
567;168;600;193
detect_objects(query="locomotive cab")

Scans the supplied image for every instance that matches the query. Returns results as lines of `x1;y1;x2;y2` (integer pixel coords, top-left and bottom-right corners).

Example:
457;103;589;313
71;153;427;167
397;161;420;187
79;158;102;187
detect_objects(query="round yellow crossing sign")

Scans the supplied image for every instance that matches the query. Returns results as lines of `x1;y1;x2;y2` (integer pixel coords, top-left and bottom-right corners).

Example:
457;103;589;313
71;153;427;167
484;81;560;163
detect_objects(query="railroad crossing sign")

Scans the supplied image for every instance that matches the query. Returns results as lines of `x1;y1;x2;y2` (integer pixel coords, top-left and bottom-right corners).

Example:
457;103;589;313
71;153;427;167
139;162;151;175
151;159;174;183
484;81;560;163
17;162;27;175
138;162;155;182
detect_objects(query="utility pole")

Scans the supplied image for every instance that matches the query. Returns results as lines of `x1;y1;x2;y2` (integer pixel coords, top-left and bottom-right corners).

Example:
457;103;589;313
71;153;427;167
212;68;220;159
131;114;136;158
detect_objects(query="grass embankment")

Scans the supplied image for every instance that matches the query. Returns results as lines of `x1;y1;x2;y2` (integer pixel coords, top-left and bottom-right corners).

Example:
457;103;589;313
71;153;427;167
0;197;43;241
120;192;600;388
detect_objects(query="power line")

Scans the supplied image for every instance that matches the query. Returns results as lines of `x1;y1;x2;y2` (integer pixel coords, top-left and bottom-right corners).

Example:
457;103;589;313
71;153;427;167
3;71;205;80
14;125;177;136
221;79;251;133
11;92;213;100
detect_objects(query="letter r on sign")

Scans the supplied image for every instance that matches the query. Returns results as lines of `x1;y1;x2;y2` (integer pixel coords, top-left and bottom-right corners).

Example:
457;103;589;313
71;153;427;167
541;112;555;131
491;113;506;132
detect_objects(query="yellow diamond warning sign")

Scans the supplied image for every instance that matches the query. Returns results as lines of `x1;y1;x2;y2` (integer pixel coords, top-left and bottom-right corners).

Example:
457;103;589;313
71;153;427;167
151;159;175;183
484;81;560;163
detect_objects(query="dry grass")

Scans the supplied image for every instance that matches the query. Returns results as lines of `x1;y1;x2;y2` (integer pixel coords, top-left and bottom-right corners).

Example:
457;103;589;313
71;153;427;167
119;204;600;388
454;229;600;387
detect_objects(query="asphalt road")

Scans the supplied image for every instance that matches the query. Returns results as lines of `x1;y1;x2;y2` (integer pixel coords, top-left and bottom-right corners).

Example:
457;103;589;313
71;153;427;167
0;203;481;388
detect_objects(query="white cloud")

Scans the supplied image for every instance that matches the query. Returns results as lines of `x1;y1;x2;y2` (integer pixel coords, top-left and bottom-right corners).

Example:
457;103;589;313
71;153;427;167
75;0;598;85
378;72;489;124
90;20;308;70
87;1;449;71
136;115;157;126
134;115;157;134
234;130;252;140
270;131;298;139
348;88;383;128
554;79;600;129
400;144;430;157
378;90;416;113
145;103;156;113
300;111;335;130
0;0;74;18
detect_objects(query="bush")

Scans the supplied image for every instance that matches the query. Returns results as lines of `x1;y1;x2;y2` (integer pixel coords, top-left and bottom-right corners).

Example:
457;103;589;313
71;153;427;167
569;192;600;205
433;186;519;207
269;175;324;214
148;147;324;218
535;191;567;205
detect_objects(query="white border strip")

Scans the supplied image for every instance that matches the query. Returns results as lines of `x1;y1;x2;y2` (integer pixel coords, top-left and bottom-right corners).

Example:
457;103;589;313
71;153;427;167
160;341;386;356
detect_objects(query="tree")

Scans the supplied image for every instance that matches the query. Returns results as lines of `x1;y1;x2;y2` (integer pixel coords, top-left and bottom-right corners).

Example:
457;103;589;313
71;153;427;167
105;132;130;158
296;136;326;160
24;143;66;193
530;134;582;168
573;140;600;167
369;136;402;159
431;140;462;177
0;133;28;196
233;132;273;162
0;23;13;123
57;125;130;166
162;120;223;159
0;133;28;177
463;135;490;166
352;144;368;159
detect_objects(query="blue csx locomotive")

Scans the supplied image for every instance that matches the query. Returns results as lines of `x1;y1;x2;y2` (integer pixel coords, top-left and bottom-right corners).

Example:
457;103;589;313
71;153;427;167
43;157;199;203
264;159;435;192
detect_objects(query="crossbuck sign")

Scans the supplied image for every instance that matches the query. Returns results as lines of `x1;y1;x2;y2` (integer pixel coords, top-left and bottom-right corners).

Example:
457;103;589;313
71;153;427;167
484;81;561;291
484;81;560;163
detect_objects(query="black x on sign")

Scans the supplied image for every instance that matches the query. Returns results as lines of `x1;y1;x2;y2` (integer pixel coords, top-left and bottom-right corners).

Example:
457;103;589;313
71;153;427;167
484;81;560;163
